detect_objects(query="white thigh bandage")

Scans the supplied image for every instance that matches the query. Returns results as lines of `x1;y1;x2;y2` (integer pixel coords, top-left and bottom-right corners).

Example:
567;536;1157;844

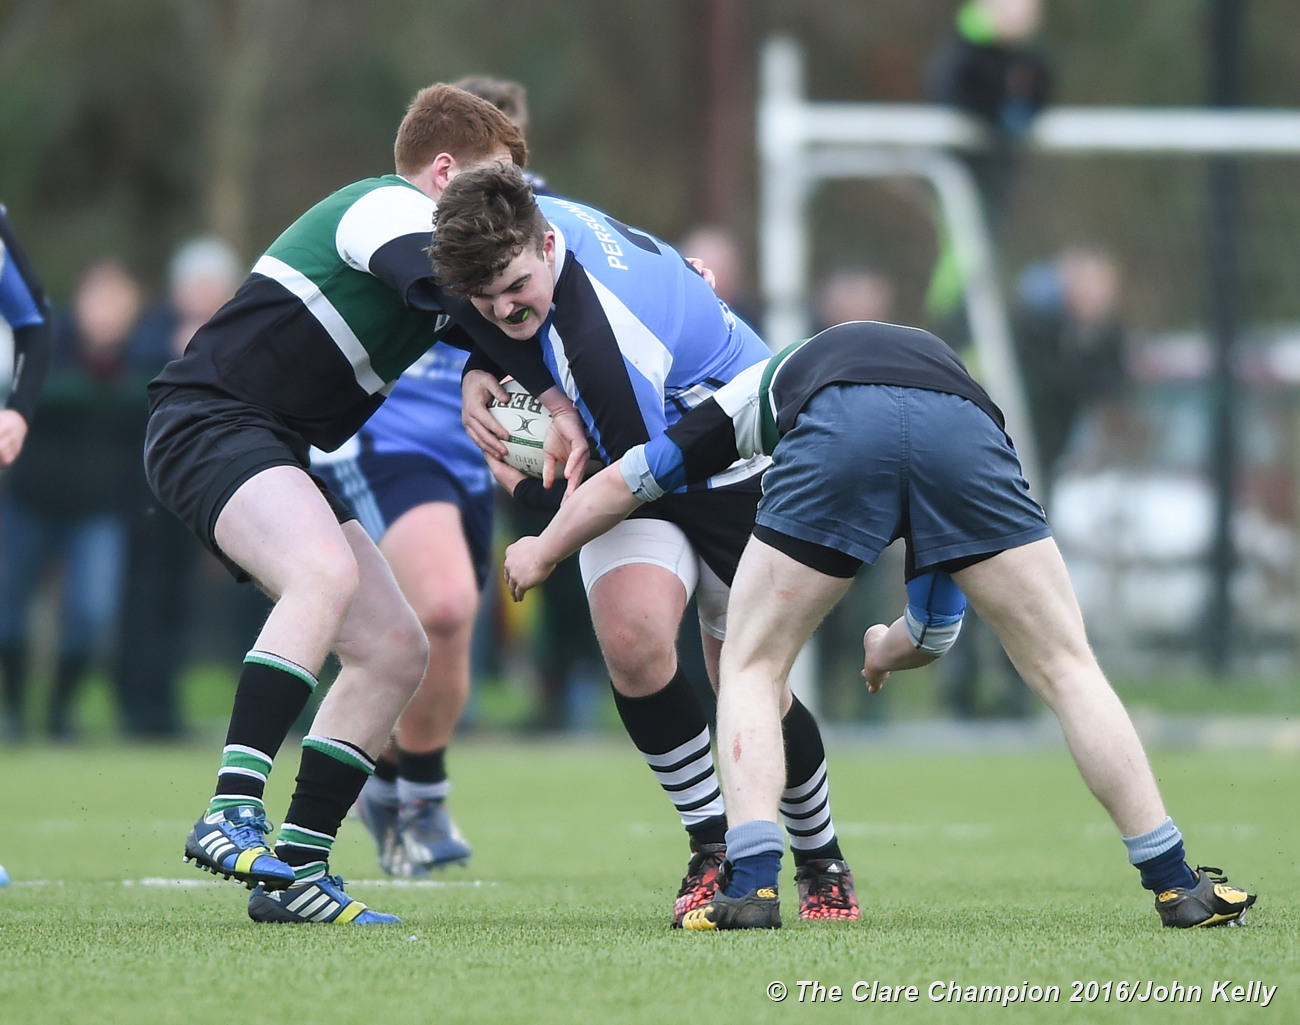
578;518;731;640
579;518;699;598
694;559;729;641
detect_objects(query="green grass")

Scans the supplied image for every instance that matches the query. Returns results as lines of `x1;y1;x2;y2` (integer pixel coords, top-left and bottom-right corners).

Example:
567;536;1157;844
1;738;1295;1024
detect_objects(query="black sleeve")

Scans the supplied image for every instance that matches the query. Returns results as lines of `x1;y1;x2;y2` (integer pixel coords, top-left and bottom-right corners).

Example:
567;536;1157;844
662;395;742;485
367;231;557;398
369;232;448;314
439;293;557;399
510;475;565;513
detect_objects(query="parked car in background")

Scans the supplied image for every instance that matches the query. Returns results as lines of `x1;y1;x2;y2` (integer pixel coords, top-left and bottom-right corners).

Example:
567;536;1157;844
1050;325;1300;674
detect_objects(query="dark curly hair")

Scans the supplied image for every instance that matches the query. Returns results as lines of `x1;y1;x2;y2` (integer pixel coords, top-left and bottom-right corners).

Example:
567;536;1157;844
431;162;548;297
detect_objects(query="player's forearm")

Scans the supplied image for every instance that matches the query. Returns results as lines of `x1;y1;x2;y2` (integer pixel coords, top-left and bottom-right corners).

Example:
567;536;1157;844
534;461;642;565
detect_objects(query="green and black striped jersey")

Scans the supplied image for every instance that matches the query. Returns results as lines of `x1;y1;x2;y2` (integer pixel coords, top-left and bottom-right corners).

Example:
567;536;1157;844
149;174;550;452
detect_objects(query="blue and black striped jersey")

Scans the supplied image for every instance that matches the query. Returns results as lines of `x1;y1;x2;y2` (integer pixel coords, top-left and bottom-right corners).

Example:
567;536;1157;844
468;195;772;492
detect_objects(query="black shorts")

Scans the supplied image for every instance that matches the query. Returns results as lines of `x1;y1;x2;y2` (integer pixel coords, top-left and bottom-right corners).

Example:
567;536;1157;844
629;473;761;587
144;387;354;581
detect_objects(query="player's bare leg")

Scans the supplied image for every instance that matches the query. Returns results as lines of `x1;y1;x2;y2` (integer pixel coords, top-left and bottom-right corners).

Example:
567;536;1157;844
588;562;688;699
683;537;851;930
955;537;1254;925
248;517;424;925
183;467;365;889
950;538;1166;837
716;537;851;828
215;466;363;674
308;519;428;754
186;466;422;891
384;504;477;754
370;501;478;870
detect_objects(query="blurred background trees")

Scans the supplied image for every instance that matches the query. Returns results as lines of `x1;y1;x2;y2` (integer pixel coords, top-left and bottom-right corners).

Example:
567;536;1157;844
4;0;1300;701
2;0;1297;306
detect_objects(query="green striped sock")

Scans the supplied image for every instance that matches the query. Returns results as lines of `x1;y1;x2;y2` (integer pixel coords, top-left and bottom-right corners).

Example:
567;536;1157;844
275;735;375;881
208;745;274;818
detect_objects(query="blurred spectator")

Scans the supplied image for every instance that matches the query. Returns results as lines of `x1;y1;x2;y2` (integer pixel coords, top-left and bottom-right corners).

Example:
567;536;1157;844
678;224;763;334
925;0;1052;214
1013;246;1128;479
924;0;1053;336
115;236;248;739
0;259;147;739
939;246;1130;720
813;264;896;332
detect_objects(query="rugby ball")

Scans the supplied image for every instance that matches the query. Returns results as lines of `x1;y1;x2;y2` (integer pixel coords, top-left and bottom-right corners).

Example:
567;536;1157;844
486;378;553;478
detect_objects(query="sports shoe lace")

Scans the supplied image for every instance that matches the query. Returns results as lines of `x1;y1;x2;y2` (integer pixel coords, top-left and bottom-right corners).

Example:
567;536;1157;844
227;812;274;848
1194;866;1227;884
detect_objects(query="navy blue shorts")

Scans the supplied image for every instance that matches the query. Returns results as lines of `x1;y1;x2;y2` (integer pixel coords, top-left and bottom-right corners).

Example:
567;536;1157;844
755;384;1051;574
314;449;495;591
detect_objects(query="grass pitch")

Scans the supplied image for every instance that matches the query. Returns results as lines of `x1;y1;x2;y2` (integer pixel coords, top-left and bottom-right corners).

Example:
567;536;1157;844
1;736;1295;1024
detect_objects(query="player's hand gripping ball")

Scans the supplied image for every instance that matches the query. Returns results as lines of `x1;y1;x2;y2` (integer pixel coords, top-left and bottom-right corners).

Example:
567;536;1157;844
486;379;554;479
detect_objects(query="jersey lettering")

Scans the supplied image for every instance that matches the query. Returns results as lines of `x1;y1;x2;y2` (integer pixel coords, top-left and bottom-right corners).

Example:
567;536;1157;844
547;199;648;270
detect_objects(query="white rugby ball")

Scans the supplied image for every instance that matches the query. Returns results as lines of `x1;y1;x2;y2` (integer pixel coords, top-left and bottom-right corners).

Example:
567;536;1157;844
486;378;553;478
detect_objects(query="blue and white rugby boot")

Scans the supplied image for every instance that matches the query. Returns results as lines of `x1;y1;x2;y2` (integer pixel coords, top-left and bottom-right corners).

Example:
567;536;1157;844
400;798;471;869
183;806;296;890
247;875;401;924
354;784;428;878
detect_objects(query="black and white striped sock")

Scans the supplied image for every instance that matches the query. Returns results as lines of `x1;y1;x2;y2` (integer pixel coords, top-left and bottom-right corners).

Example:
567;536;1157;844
781;696;844;865
612;667;727;843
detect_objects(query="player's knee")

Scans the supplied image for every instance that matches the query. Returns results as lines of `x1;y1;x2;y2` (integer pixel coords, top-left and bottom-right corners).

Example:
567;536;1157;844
598;622;676;686
384;607;430;687
414;587;478;643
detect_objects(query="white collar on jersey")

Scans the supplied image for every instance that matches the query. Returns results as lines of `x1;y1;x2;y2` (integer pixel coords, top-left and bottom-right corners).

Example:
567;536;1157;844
549;219;569;283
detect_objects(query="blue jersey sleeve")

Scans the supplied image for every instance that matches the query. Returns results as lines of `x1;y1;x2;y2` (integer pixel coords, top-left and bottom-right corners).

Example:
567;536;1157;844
0;241;44;329
0;207;52;421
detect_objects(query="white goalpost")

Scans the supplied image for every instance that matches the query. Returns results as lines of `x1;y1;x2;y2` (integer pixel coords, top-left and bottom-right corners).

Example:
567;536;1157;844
758;35;1300;701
